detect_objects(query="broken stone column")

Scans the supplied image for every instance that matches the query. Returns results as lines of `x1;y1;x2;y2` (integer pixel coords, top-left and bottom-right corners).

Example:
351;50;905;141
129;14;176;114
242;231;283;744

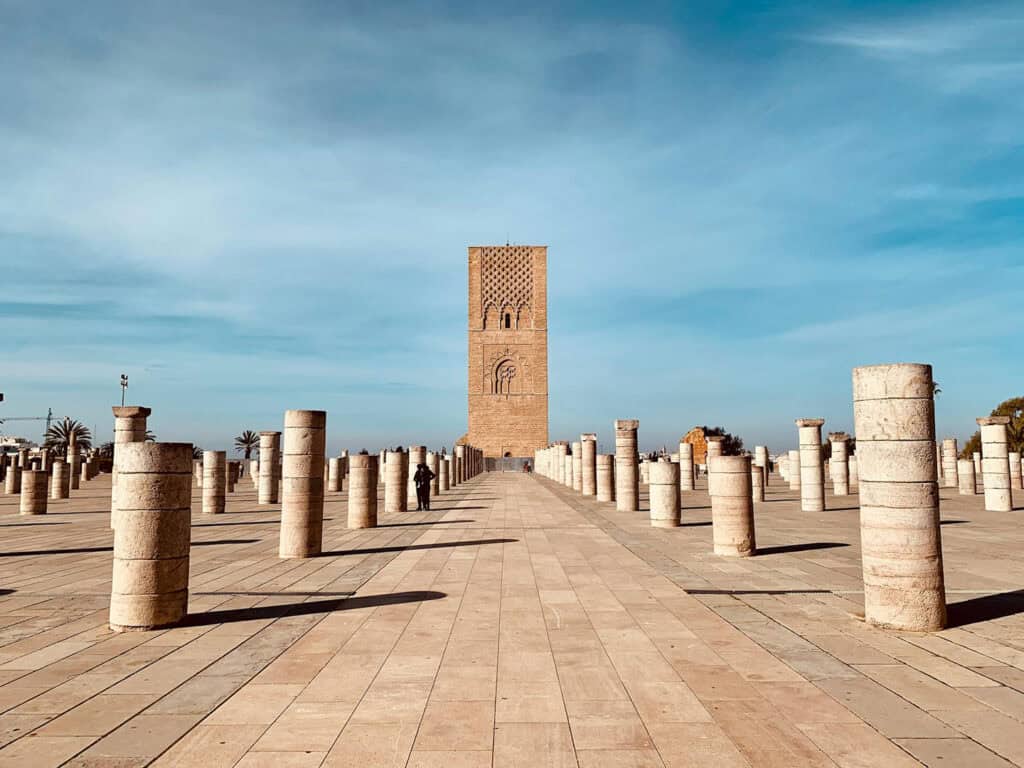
787;449;800;490
51;459;70;500
109;442;191;632
649;458;680;528
571;441;582;492
829;433;850;496
258;431;281;505
280;409;327;558
328;457;344;493
6;457;22;494
1010;451;1023;490
597;454;615;502
202;451;226;515
957;459;976;495
440;457;450;491
68;433;80;491
751;464;765;502
408;445;427;506
111;406;151;527
854;363;945;632
796;419;826;512
614;419;639;512
942;439;959;489
678;441;695;491
978;417;1013;512
348;454;378;529
709;456;755;557
753;445;769;489
580;434;597;496
20;469;48;515
384;449;408;514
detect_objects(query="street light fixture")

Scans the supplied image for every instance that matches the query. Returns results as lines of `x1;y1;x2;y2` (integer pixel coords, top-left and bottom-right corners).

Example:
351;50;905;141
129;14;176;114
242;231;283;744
120;374;128;407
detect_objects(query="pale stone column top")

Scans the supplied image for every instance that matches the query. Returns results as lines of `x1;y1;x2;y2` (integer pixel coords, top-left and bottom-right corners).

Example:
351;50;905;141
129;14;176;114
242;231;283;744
259;430;282;437
795;418;825;428
706;436;725;443
581;433;597;441
112;406;152;418
828;432;849;442
615;420;639;430
977;416;1011;426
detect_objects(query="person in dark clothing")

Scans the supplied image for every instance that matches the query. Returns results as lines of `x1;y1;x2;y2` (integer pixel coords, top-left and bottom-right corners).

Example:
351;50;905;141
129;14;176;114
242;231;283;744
413;462;436;511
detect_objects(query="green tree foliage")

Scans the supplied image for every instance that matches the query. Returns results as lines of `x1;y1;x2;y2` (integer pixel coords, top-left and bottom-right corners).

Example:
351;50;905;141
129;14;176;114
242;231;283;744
960;397;1024;458
234;430;259;459
702;426;744;456
43;418;92;456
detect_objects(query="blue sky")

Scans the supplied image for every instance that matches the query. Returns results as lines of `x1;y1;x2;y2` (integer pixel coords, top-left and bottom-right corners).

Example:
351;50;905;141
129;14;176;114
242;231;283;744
1;0;1021;455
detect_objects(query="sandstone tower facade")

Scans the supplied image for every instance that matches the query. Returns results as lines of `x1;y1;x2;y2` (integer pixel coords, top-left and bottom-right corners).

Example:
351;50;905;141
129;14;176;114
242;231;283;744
467;245;549;458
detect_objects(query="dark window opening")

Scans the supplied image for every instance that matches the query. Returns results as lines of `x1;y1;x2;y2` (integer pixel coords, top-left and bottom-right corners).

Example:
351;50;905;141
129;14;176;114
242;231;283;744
504;313;511;329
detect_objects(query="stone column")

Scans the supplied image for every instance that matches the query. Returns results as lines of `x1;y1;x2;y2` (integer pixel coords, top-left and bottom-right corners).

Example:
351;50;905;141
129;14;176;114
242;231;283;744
972;451;981;479
942;439;959;489
796;419;826;512
68;433;80;491
750;464;765;502
384;449;408;514
571;441;582;492
709;456;755;557
20;469;48;514
597;454;615;502
6;457;22;495
678;441;695;491
193;460;203;489
706;436;725;464
348;454;378;529
640;459;650;486
447;454;456;488
563;453;573;487
787;449;800;490
978;417;1013;512
754;445;769;488
854;363;945;632
227;461;239;492
379;450;387;485
957;459;976;495
440;457;450;491
936;443;943;482
280;409;326;558
427;451;440;496
454;445;466;484
111;406;151;527
109;442;191;632
552;442;567;485
580;434;597;496
408;445;427;506
1010;451;1023;490
328;457;344;492
829;433;850;496
51;459;70;500
649;458;680;528
258;431;281;505
202;451;226;515
849;454;859;488
80;459;89;485
614;420;639;512
779;454;788;482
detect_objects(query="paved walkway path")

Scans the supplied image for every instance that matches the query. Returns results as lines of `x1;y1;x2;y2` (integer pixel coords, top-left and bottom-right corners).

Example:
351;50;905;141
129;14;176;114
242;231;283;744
0;471;1022;766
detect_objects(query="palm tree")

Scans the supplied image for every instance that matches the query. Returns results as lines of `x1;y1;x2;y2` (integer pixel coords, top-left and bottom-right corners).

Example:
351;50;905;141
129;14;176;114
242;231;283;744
933;381;942;397
192;446;203;460
43;418;92;456
234;430;260;459
144;429;156;442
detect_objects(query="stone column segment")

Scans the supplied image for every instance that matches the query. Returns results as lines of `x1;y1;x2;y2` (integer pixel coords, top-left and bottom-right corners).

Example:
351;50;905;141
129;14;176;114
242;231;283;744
440;457;450;491
20;469;48;515
942;439;959;489
202;451;226;515
384;449;408;514
957;458;976;495
571;441;583;492
1010;451;1022;490
751;464;765;502
408;445;427;506
596;454;615;503
328;457;344;493
111;406;151;527
51;459;70;500
709;455;755;557
978;417;1012;512
348;454;378;529
787;449;800;490
614;420;639;512
678;441;695;491
258;431;281;505
649;458;680;528
580;434;597;496
280;410;327;558
796;419;826;512
829;432;850;496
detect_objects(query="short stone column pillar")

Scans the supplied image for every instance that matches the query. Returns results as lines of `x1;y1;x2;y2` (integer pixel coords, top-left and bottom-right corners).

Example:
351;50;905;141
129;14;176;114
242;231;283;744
957;459;976;495
972;451;981;479
754;445;769;489
570;441;582;492
779;454;788;482
6;457;22;494
258;431;281;504
579;434;597;496
751;464;765;502
709;456;755;557
705;437;725;480
563;454;573;487
20;469;48;515
193;460;203;489
348;454;378;529
111;406;151;527
552;442;567;485
51;459;70;499
1010;451;1023;490
649;459;680;528
978;417;1013;512
227;461;240;492
787;449;800;490
110;442;192;632
428;452;441;496
942;439;959;489
202;451;226;515
854;363;945;631
452;452;461;487
280;410;327;558
379;450;387;485
384;449;408;514
796;419;826;512
328;457;344;492
68;434;80;491
640;459;650;486
849;455;858;488
678;441;695;491
80;459;89;485
614;420;639;512
829;433;850;496
454;445;466;484
597;454;615;502
408;446;427;506
440;457;450;491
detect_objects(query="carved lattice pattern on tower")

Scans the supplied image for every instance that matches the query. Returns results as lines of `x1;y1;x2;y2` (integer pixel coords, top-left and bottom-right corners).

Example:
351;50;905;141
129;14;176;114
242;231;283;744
481;246;533;319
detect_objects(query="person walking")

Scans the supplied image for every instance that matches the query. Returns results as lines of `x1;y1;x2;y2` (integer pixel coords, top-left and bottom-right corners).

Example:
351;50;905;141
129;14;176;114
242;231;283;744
413;462;436;511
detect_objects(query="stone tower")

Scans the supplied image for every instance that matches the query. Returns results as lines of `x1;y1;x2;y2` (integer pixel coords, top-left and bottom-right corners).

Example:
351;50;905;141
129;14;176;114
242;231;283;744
467;245;549;458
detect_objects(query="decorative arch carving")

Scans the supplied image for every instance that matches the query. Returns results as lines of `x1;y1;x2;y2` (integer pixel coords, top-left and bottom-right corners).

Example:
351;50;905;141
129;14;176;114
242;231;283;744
480;246;533;329
484;346;531;396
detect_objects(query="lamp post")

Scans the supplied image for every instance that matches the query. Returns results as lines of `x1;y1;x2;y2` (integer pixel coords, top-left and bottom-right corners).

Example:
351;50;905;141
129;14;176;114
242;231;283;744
120;374;128;407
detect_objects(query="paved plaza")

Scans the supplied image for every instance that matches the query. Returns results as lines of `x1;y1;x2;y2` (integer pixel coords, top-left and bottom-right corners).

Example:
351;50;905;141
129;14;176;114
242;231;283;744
0;471;1021;767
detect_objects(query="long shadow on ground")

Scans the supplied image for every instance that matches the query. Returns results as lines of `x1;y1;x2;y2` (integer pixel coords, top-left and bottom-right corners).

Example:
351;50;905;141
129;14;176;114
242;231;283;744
322;538;516;557
948;589;1024;628
757;542;848;556
183;590;447;625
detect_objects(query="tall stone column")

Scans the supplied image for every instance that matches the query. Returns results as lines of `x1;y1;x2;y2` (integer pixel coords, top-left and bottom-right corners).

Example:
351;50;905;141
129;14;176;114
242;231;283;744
111;406;151;527
750;464;765;502
597;454;615;502
678;441;695;491
649;459;680;528
614;420;639;512
854;363;945;631
787;450;800;490
709;456;755;557
447;455;456;488
455;445;466;484
20;470;48;515
957;459;976;495
754;445;769;488
280;410;326;558
580;434;597;496
328;457;344;492
1010;451;1023;490
384;449;408;514
428;451;441;496
978;417;1013;512
68;433;80;491
258;431;281;504
796;419;826;512
110;442;191;632
202;451;226;515
348;454;378;529
440;457;450;491
51;459;70;500
941;439;959;489
829;433;850;496
571;441;582;492
408;445;427;506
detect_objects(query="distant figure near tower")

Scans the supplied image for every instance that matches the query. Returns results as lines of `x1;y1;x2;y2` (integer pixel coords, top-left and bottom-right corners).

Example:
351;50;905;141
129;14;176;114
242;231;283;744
467;245;549;459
